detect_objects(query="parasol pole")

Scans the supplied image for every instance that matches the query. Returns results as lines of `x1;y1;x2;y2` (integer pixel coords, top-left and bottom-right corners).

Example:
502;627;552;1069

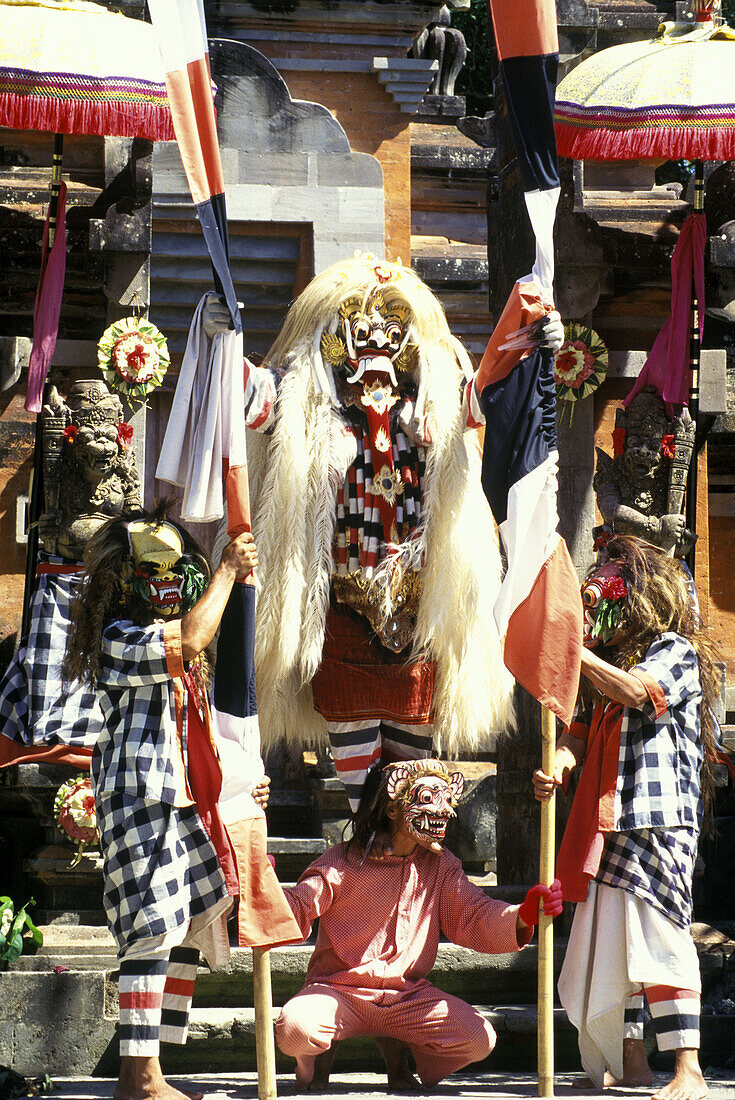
538;703;556;1097
21;133;64;639
685;159;704;577
253;945;277;1100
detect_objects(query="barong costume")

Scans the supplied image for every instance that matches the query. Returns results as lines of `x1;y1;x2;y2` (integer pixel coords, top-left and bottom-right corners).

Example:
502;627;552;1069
276;842;530;1086
557;631;703;1086
238;259;513;812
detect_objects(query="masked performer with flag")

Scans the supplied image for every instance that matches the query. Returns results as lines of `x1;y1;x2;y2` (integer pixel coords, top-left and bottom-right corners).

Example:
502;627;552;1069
202;256;564;814
62;504;265;1100
533;535;719;1100
274;758;563;1092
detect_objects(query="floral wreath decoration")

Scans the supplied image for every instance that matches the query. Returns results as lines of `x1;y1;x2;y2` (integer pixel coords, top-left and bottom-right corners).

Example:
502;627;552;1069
54;776;99;868
553;322;608;421
98;315;170;406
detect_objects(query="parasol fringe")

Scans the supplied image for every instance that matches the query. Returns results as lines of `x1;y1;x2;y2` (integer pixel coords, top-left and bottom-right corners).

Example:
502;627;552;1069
0;93;175;142
555;119;735;161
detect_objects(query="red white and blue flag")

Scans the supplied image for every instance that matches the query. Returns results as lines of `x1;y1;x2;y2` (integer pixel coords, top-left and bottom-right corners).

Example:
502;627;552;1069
149;0;300;948
473;0;582;726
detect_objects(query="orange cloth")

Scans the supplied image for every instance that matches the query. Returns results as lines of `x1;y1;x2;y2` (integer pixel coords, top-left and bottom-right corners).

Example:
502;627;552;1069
475;281;549;393
227;816;303;949
556;702;623;902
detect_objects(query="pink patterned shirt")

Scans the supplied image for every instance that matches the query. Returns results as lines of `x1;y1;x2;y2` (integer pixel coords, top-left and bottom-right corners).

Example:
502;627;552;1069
283;842;528;993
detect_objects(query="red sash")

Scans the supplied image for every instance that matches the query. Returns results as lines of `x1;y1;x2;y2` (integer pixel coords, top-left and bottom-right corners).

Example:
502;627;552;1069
556;702;622;902
184;672;239;895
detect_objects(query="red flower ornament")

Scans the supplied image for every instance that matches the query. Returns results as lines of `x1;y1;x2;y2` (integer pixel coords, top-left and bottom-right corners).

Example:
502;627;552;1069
661;434;676;459
63;424;78;443
117;422;134;449
601;575;627;602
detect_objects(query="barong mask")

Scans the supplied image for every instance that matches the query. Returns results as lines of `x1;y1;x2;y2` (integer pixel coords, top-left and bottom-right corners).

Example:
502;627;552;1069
581;563;629;647
320;289;418;390
386;759;464;848
125;519;209;618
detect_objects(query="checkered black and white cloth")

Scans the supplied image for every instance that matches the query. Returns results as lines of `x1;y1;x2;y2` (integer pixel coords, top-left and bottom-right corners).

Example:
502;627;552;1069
93;619;190;806
96;792;227;954
595;825;697;929
615;632;703;831
0;559;104;751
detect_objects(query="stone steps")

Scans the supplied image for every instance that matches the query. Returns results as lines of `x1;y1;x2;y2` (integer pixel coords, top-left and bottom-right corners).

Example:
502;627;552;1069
4;957;735;1078
160;1004;579;1075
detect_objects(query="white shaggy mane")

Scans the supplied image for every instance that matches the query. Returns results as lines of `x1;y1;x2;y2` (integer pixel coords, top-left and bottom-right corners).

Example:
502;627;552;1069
247;257;515;754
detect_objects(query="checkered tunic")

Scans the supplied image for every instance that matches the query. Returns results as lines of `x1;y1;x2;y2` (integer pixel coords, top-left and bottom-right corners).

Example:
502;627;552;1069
615;632;703;831
93;619;192;806
595;826;697;929
92;619;227;955
581;633;704;928
97;792;227;954
0;558;104;752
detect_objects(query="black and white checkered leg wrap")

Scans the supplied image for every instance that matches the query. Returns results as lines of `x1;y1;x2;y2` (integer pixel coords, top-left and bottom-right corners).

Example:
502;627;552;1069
96;793;228;955
595;826;697;929
0;562;104;750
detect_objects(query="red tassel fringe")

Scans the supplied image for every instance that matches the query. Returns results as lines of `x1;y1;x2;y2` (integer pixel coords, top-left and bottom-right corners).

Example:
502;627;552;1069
555;121;735;162
0;93;175;141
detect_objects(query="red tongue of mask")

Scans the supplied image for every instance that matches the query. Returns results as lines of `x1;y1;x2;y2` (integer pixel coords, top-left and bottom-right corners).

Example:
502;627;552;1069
359;369;401;548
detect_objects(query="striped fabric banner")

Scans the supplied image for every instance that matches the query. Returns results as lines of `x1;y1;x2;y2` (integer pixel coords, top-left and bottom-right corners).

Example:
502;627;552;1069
476;284;582;727
150;0;301;949
477;2;582;726
488;0;560;298
148;0;240;331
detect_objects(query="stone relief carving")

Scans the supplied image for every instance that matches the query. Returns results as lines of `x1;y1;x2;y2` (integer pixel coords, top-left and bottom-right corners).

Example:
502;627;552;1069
40;379;142;561
594;387;696;556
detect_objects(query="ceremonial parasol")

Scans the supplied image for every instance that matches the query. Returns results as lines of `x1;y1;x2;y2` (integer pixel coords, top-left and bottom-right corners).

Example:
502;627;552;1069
0;0;179;633
554;0;735;567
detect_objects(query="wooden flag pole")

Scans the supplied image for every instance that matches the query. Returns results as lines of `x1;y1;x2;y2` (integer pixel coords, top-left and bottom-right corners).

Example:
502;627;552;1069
538;704;556;1097
253;946;277;1100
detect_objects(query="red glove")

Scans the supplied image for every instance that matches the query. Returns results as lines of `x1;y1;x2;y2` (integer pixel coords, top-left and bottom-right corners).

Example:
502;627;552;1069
518;878;563;927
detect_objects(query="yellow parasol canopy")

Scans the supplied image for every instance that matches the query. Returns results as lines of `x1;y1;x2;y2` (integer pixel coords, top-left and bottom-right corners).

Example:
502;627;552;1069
555;9;735;161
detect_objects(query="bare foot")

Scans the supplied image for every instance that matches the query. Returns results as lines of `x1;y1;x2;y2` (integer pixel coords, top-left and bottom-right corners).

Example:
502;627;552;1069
572;1038;653;1090
651;1049;707;1100
115;1056;197;1100
309;1043;341;1090
374;1037;420;1092
294;1047;342;1094
572;1072;653;1089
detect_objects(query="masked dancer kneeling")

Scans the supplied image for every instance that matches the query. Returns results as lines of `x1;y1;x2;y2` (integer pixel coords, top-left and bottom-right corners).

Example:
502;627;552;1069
276;758;563;1092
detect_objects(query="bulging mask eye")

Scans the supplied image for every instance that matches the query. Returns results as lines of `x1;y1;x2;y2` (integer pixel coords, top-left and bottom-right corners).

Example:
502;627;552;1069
385;323;402;347
352;320;370;343
582;582;602;608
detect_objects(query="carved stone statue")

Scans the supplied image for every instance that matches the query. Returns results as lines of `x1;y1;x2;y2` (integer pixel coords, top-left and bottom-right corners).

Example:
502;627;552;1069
40;379;142;561
594;387;696;556
412;3;468;97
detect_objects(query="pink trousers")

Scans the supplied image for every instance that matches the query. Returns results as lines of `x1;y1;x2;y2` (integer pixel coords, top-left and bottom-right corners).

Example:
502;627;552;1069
275;979;496;1086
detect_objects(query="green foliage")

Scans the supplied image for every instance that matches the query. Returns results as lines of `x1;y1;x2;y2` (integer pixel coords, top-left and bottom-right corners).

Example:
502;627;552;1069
0;897;43;964
655;159;695;188
450;0;494;117
723;0;735;26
